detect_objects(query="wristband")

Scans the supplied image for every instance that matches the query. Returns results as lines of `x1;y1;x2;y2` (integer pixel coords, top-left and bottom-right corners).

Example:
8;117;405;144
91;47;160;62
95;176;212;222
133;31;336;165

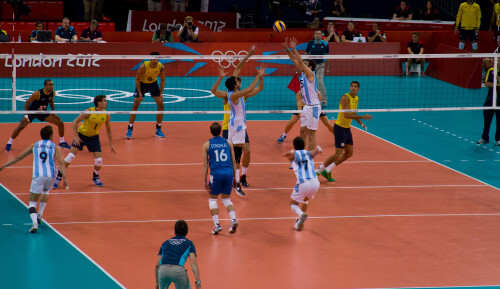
196;280;201;283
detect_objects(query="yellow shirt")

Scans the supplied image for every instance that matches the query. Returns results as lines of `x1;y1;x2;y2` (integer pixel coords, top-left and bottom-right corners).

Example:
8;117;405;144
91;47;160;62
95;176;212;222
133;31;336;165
222;101;230;130
78;107;107;137
495;3;500;27
456;2;481;30
140;61;162;84
335;93;358;128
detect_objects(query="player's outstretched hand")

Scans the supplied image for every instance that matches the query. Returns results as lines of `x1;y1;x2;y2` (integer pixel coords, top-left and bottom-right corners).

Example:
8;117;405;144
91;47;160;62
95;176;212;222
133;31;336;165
361;124;368;131
257;66;267;76
218;66;226;78
73;136;82;147
282;37;289;49
363;114;373;120
289;37;297;49
110;145;117;154
249;45;256;55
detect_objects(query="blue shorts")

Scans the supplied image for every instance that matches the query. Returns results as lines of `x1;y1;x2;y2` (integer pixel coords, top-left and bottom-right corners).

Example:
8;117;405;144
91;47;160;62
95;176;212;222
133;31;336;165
210;170;233;195
222;129;249;143
72;132;101;153
333;124;353;148
134;82;161;97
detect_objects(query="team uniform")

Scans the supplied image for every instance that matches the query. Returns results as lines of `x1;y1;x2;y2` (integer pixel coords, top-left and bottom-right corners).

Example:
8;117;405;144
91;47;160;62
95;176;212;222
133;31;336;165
227;91;249;145
334;93;358;148
72;107;107;152
30;140;57;194
290;150;320;203
26;89;55;122
134;61;162;98
299;71;322;130
208;136;234;195
222;101;249;142
157;236;197;289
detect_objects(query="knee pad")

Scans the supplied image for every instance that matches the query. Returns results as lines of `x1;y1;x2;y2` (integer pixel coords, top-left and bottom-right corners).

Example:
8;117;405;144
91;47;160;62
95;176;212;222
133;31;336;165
64;153;75;164
28;207;37;214
472;42;478;50
234;146;243;163
209;198;218;210
459;42;465;50
95;157;103;167
222;198;233;208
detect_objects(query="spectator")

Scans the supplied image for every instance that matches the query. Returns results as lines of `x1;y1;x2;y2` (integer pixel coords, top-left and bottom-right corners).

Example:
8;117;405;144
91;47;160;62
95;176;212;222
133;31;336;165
29;21;45;42
305;0;322;28
306;29;329;106
330;0;345;17
393;0;413;20
148;0;162;11
83;0;97;21
406;32;425;76
153;23;174;43
80;19;103;41
155;220;201;289
322;21;340;42
341;21;361;42
489;0;500;43
55;17;77;42
422;0;440;20
177;16;198;42
172;0;188;12
455;0;481;53
367;22;387;42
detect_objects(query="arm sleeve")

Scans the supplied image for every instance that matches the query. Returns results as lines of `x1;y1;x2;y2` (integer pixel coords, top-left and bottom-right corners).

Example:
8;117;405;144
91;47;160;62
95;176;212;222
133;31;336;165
456;4;463;28
55;27;62;37
158;245;163;256
476;5;482;29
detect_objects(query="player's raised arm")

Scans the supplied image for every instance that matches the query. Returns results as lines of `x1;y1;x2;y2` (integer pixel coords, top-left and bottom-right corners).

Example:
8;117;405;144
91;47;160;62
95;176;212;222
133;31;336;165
289;38;314;82
0;144;34;171
233;45;255;78
340;95;373;121
231;67;266;101
211;67;229;99
245;71;264;99
282;39;303;70
202;141;210;192
135;63;146;99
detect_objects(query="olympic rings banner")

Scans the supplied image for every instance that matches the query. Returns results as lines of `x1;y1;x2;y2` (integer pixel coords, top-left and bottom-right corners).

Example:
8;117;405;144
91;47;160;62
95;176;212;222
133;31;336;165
0;42;401;77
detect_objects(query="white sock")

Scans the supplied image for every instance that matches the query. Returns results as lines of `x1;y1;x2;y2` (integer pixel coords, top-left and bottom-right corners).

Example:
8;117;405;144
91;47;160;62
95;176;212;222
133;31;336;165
236;169;240;182
326;163;336;172
317;164;325;172
291;204;304;217
39;202;47;215
7;138;14;145
282;132;287;137
59;136;65;143
242;167;248;176
30;213;38;225
229;210;236;220
212;214;219;225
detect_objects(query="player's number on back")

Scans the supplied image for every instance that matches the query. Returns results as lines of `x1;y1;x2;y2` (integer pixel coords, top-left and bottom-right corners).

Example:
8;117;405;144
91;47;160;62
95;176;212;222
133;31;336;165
214;149;228;162
39;152;47;163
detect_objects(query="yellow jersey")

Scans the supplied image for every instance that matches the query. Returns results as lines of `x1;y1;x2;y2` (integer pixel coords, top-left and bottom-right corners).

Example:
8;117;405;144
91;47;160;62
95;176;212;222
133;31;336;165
78;107;108;137
222;101;230;130
456;2;481;30
140;61;162;84
495;3;500;27
335;93;358;128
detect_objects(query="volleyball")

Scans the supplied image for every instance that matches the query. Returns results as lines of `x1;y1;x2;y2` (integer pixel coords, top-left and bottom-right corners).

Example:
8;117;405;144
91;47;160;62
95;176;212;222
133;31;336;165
273;21;286;33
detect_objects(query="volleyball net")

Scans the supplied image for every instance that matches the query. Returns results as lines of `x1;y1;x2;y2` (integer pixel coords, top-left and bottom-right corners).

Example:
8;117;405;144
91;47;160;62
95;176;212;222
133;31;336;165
0;52;497;115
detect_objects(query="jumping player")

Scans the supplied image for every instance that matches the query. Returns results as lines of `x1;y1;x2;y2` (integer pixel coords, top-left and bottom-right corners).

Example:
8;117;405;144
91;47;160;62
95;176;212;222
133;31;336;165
0;126;68;233
283;137;322;231
5;79;70;151
203;122;239;235
53;95;116;188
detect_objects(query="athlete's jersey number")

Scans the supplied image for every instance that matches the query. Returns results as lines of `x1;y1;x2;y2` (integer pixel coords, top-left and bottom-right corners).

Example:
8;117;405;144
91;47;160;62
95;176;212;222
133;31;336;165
39;152;47;163
214;149;228;162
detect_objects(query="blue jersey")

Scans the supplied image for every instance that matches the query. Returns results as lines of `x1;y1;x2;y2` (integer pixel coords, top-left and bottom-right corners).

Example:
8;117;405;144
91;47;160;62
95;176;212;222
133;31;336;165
208;136;233;172
32;140;56;178
291;150;317;184
158;236;196;266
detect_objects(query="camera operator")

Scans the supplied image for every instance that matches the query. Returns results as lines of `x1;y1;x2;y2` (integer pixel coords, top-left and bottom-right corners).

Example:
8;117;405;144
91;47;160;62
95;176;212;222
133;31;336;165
177;16;198;42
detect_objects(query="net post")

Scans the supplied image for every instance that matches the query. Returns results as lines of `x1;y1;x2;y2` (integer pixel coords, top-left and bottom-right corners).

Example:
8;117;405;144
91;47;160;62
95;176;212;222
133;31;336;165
11;49;16;112
494;54;498;109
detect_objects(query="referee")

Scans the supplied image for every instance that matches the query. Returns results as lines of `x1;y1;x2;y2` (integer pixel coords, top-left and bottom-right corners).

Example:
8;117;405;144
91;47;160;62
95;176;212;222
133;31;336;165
155;220;202;289
306;30;329;107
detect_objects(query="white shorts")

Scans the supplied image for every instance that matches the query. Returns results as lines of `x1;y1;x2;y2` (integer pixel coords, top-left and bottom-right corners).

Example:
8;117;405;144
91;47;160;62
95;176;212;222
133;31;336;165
30;176;56;194
300;105;321;130
291;178;320;204
228;125;246;145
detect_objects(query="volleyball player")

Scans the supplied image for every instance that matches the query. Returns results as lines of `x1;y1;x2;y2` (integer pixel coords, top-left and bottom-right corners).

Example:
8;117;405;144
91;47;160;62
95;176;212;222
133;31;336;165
283;137;322;231
211;66;266;196
53;95;116;188
316;81;372;182
126;52;166;139
203;122;239;235
0;126;68;233
5;79;70;151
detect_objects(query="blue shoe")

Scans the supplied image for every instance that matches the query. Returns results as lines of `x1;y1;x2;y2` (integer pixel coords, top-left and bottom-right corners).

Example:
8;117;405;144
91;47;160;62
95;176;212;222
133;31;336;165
59;142;71;149
52;177;61;189
277;135;286;144
92;177;103;187
5;144;11;151
126;128;133;139
155;128;165;138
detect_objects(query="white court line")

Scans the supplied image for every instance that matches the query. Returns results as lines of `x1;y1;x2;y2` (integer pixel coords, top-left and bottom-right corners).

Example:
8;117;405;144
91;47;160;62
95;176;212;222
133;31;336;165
0;183;127;289
50;212;500;226
13;184;489;196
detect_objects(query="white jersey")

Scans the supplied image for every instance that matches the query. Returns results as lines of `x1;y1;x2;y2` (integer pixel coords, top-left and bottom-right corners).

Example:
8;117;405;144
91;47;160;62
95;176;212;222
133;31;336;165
32;140;56;179
291;149;317;184
300;71;320;106
228;90;246;131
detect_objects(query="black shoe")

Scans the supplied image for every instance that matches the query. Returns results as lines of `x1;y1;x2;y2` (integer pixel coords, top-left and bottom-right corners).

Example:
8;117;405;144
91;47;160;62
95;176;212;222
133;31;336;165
240;174;249;187
234;183;246;196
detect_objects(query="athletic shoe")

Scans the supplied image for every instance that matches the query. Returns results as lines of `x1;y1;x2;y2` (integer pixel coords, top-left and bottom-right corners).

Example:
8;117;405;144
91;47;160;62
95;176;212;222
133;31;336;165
92;177;103;187
234;183;246;197
240;174;249;187
315;169;320;176
37;213;43;225
497;141;500;146
321;101;327;108
59;142;71;149
212;223;222;235
320;169;335;182
229;220;238;234
294;213;308;231
126;128;133;139
155;128;165;138
277;135;286;144
477;139;489;144
29;224;38;233
5;144;11;151
52;177;61;189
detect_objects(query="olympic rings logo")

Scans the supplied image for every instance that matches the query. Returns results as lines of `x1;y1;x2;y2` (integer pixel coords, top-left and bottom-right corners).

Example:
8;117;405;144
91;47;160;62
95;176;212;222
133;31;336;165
168;239;186;245
211;50;248;68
